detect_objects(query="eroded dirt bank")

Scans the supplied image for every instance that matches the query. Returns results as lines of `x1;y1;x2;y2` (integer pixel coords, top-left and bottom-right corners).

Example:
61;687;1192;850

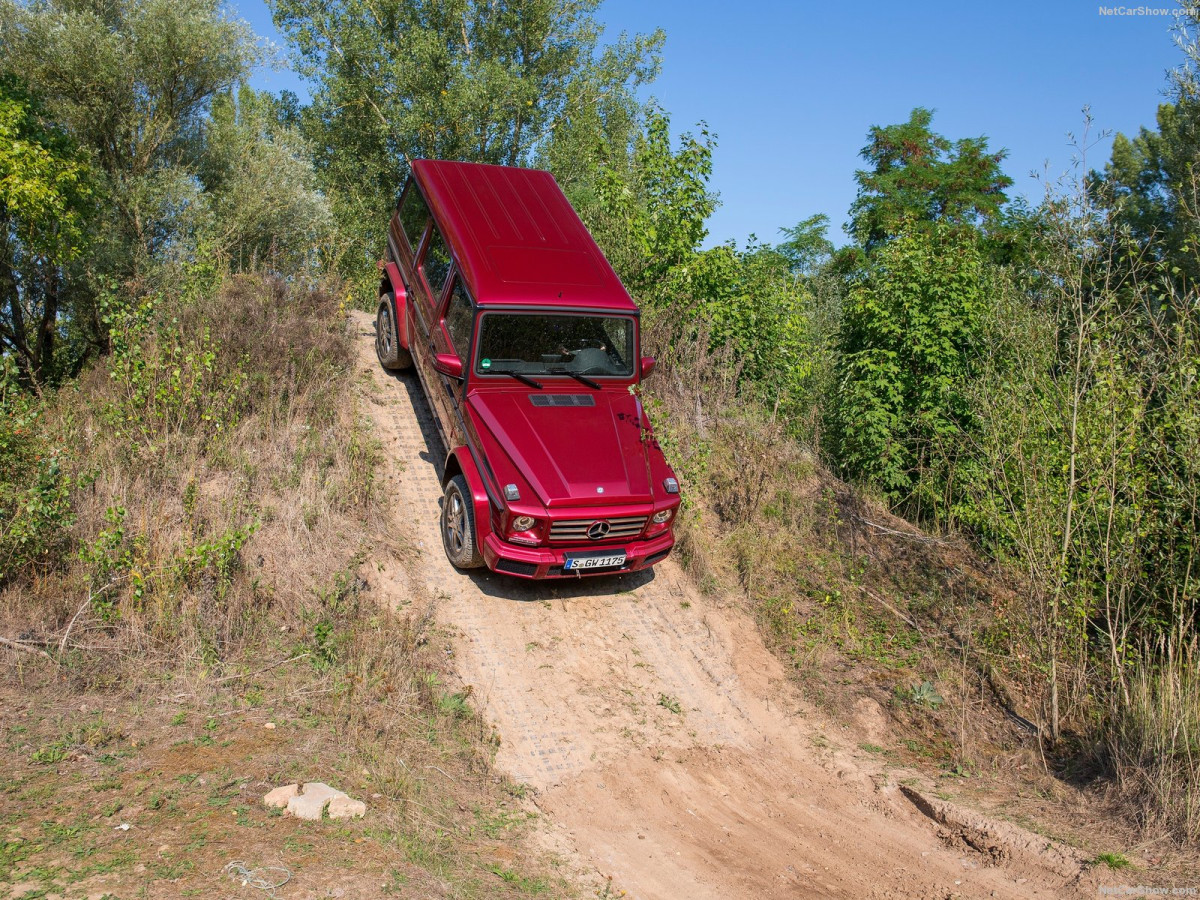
353;311;1099;900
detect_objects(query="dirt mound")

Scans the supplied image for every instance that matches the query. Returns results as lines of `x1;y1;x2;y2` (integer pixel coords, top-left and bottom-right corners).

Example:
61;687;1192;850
352;310;1100;899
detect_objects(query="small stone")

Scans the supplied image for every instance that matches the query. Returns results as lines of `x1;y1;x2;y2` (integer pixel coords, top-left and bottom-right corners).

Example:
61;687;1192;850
263;784;300;809
263;722;276;730
327;795;367;819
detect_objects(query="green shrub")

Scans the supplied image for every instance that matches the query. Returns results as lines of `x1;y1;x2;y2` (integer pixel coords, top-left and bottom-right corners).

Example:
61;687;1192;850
0;363;74;583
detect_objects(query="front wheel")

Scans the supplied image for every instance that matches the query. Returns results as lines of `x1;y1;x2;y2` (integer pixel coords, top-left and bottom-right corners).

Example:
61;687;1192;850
441;475;484;569
376;296;413;371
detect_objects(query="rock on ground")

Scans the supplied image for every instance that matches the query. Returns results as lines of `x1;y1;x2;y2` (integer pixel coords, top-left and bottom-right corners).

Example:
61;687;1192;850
263;782;367;821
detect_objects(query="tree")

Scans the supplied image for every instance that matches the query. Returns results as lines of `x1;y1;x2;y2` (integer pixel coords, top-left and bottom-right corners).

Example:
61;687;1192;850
831;225;986;516
271;0;663;283
848;107;1012;252
0;75;94;387
777;214;834;277
1093;101;1200;304
0;0;259;364
1;0;258;277
588;105;715;298
195;86;334;274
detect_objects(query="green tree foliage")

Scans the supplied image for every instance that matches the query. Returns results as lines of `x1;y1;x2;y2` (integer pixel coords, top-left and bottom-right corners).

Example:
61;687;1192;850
777;214;834;277
832;225;985;514
848;107;1012;253
588;105;715;298
271;0;663;284
1;0;258;277
1094;100;1200;304
195;86;334;274
0;75;94;387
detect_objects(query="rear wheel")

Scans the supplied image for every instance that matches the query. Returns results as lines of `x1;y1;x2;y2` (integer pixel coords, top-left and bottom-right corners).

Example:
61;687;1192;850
375;296;413;370
442;475;484;569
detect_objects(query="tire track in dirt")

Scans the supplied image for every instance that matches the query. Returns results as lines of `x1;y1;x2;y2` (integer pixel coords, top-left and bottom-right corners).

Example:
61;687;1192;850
352;312;1100;900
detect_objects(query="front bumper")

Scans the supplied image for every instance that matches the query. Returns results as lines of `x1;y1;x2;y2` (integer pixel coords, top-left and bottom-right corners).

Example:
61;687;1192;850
481;529;675;579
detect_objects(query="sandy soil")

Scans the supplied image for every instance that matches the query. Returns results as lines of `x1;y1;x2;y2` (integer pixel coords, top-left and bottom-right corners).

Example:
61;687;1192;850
353;311;1101;900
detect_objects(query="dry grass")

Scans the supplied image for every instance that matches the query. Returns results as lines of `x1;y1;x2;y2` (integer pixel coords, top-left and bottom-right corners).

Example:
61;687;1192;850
2;274;383;674
1107;639;1200;843
1;274;567;897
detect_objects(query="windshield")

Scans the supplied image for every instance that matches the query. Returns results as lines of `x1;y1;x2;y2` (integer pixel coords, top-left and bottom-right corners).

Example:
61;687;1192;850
475;313;635;378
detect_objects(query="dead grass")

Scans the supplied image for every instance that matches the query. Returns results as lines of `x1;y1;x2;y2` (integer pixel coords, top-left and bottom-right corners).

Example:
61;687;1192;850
1;273;568;898
1106;640;1200;844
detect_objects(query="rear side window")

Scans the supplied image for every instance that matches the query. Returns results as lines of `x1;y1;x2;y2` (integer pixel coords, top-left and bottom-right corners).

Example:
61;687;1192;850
398;184;429;252
421;228;452;300
443;280;474;362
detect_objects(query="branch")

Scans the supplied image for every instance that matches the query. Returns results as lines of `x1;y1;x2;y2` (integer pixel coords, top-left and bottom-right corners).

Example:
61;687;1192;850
0;635;54;660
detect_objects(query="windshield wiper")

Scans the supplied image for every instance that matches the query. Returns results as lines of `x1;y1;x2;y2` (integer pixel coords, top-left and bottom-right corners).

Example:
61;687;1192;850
552;369;602;390
491;369;543;389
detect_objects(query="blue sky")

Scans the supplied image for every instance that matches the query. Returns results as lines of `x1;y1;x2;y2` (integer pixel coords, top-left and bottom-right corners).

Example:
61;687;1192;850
233;0;1184;247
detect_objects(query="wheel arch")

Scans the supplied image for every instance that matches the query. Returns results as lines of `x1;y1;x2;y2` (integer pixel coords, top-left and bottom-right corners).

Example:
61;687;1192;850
443;447;492;551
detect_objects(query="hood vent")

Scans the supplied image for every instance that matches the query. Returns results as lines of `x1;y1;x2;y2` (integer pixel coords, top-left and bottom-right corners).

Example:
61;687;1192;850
530;394;596;408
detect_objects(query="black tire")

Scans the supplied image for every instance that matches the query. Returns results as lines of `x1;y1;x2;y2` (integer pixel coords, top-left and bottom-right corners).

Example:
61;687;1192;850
376;296;413;371
441;474;484;569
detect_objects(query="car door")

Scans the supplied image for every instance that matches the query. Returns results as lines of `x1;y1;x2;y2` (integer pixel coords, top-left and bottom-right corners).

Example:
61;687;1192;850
438;276;475;449
399;220;450;425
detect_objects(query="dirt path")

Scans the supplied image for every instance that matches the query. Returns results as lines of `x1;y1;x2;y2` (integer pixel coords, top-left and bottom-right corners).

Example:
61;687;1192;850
352;312;1099;900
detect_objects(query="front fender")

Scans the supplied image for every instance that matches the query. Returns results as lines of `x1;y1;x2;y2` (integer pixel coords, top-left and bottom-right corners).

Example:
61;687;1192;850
445;448;493;550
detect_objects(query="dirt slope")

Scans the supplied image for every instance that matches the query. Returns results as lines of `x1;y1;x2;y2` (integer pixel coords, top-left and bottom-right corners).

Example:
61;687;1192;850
352;312;1100;900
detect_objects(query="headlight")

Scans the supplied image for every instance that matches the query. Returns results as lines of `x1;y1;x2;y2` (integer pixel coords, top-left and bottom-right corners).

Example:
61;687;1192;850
652;509;673;524
511;515;537;531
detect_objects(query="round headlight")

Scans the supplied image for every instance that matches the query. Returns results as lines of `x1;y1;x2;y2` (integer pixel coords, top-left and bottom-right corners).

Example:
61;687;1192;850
652;509;673;524
512;515;537;531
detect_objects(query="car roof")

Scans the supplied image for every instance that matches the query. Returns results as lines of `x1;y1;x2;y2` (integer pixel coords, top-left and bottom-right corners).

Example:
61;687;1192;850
410;159;638;313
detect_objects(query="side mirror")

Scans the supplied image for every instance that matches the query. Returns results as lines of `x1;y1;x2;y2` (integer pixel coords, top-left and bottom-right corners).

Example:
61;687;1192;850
640;356;657;378
433;353;464;379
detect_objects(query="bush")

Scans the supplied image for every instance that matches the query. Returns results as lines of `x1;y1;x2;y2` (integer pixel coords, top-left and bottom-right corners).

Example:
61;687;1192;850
0;273;382;675
0;362;73;583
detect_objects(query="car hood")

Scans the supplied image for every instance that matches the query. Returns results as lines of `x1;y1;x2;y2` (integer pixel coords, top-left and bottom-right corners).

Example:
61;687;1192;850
467;389;653;507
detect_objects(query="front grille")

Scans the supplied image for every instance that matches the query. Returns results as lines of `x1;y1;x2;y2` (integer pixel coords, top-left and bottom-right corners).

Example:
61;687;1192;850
549;516;647;542
495;558;539;577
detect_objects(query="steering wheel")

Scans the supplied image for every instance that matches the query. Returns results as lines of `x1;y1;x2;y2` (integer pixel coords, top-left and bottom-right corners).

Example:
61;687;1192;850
572;347;610;374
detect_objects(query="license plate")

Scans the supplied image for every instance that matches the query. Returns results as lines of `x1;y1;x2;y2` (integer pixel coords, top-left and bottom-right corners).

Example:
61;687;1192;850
563;552;627;571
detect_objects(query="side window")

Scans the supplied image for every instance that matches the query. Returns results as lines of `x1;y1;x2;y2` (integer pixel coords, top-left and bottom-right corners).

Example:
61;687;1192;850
443;280;474;363
420;227;452;300
398;183;429;253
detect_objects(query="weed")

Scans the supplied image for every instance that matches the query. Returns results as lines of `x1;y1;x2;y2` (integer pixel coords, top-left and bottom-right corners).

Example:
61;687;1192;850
900;680;944;710
1093;852;1132;870
657;694;682;715
489;864;549;892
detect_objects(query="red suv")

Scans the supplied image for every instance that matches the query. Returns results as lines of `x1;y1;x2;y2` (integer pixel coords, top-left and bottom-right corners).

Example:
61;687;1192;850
375;160;680;579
